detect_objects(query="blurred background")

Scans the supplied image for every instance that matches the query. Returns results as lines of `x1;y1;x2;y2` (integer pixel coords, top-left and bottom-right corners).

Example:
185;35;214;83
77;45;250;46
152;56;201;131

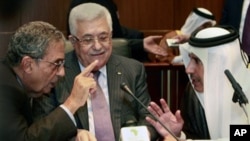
0;0;224;58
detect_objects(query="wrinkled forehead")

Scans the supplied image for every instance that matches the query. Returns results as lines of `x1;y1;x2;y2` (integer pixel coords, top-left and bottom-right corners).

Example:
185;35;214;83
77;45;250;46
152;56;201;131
75;17;111;36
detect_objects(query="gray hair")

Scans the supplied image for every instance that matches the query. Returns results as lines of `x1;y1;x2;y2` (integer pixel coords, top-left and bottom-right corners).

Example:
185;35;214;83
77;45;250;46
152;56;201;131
68;2;112;35
5;21;65;67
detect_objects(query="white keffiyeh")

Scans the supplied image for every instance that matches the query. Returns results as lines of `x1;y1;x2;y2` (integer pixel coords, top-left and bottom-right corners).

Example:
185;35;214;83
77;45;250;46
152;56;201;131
180;27;250;140
181;8;216;35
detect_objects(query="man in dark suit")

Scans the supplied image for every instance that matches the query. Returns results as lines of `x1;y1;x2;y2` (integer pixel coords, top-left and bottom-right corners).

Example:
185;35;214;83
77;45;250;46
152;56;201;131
0;21;97;141
220;0;244;31
67;0;144;39
220;0;250;40
67;0;167;62
220;0;250;60
33;3;159;141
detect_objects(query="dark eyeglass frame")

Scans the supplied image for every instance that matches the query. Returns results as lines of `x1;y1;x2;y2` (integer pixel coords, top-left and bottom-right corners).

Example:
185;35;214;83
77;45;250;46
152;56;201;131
37;58;65;71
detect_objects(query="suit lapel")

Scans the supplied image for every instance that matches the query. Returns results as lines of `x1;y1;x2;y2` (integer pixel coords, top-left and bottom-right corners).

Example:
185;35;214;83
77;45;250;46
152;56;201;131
65;51;89;129
106;55;125;139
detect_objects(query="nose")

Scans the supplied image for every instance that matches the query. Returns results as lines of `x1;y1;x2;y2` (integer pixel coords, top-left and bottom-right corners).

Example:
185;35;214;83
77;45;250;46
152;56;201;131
185;61;194;74
92;39;102;50
56;66;65;77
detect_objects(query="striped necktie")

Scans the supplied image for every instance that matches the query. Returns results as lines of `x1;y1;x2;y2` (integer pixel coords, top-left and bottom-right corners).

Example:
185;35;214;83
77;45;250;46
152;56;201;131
91;71;115;141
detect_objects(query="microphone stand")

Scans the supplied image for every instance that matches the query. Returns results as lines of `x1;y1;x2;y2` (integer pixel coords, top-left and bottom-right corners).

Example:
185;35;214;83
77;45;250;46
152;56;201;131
232;91;249;123
224;70;249;123
121;83;180;141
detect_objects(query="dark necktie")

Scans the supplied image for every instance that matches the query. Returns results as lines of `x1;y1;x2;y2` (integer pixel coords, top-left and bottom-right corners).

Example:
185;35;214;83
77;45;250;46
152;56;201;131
91;71;115;141
242;4;250;55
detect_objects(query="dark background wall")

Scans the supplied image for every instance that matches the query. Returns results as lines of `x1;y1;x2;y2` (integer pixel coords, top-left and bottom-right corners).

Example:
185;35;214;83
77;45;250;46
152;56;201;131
0;0;224;58
114;0;224;36
0;0;71;58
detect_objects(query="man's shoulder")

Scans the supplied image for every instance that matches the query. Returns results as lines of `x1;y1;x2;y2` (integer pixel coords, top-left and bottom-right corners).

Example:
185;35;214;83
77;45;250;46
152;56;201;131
0;61;18;86
110;54;143;66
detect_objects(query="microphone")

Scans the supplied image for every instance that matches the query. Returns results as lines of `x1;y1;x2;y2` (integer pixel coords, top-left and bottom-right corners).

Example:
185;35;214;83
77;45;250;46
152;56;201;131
224;69;249;120
224;69;248;105
120;82;180;141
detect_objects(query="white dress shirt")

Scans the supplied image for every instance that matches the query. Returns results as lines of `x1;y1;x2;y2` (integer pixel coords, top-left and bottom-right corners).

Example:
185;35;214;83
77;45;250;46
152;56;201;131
79;61;110;136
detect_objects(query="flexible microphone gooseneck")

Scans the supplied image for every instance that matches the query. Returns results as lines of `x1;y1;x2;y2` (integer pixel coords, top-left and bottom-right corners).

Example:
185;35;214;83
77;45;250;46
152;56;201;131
120;82;180;141
224;69;249;120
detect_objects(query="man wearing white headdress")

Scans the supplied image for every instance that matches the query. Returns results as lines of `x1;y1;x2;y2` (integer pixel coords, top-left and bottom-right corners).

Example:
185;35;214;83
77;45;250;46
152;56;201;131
181;7;216;35
152;7;216;63
146;25;250;141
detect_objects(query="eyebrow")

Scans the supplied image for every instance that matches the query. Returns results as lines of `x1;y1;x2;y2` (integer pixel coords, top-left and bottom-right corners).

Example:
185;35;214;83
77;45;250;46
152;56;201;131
80;32;109;37
189;53;198;58
48;58;65;63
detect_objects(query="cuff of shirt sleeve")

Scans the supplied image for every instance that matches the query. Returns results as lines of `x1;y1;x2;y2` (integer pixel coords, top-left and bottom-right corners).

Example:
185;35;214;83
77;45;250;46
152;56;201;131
179;131;187;140
60;104;77;126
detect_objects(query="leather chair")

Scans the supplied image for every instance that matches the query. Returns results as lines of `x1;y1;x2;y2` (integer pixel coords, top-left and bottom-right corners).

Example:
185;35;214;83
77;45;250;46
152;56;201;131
65;38;132;58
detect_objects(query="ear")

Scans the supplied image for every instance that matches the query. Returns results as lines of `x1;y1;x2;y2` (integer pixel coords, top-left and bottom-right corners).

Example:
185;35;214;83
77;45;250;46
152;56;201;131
68;35;77;44
201;22;213;29
20;56;35;73
68;35;77;51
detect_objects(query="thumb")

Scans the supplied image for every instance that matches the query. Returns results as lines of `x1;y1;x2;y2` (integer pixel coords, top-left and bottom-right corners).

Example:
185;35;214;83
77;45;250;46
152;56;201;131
175;110;184;124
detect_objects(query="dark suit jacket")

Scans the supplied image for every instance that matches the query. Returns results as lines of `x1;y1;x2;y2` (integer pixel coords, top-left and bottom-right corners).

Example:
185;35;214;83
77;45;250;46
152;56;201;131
220;0;244;31
0;60;77;141
33;52;159;141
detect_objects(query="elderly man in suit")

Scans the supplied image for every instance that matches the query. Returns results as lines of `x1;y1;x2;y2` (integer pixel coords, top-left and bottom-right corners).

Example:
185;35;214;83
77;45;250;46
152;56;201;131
66;0;167;62
33;3;159;141
0;21;97;141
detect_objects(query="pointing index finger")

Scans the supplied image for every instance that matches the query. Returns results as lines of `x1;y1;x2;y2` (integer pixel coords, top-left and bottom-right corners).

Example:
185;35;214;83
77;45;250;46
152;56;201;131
81;60;99;76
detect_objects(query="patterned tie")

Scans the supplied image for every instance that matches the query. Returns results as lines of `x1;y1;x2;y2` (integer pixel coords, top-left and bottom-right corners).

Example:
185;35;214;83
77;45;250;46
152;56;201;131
91;71;115;141
242;4;250;56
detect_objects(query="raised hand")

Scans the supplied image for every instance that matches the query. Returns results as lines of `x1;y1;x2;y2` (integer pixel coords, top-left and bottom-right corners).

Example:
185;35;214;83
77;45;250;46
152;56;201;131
143;35;168;56
63;60;99;114
146;98;184;137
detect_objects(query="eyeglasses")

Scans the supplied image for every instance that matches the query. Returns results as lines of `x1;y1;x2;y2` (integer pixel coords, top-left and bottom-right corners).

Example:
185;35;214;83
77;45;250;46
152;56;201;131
70;33;112;47
37;58;65;71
